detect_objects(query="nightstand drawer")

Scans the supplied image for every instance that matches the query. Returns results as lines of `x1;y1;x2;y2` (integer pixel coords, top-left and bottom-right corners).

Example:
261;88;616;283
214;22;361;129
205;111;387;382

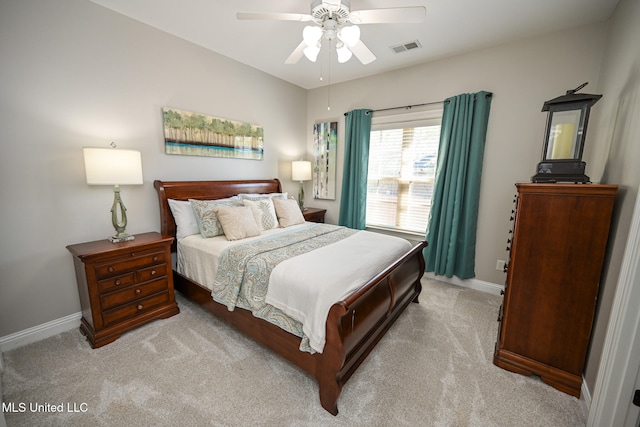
95;250;166;279
102;291;171;327
98;272;136;294
100;278;169;310
137;263;167;283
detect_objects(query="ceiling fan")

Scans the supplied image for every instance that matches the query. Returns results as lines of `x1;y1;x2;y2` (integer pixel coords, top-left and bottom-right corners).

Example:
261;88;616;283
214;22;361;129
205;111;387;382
237;0;426;65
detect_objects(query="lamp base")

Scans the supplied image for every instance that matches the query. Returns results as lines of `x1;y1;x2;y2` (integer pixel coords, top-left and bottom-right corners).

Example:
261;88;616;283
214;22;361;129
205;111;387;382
298;181;305;210
108;234;135;243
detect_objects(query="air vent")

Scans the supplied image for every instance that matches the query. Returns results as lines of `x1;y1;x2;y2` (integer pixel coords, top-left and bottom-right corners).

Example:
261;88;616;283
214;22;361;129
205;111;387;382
391;40;422;54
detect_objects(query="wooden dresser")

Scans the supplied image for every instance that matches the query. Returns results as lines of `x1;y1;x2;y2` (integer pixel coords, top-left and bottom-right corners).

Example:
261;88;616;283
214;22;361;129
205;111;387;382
493;183;617;397
67;232;179;348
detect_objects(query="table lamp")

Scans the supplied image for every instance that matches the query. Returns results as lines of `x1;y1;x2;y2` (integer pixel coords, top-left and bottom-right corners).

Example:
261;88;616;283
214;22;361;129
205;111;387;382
83;145;143;242
532;82;602;183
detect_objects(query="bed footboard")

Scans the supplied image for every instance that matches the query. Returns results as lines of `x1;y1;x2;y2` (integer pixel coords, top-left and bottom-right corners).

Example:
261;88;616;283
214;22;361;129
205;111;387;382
318;240;427;415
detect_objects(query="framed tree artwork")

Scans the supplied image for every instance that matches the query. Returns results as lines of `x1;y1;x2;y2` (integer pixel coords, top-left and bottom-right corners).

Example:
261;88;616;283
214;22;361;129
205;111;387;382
162;107;264;160
313;121;337;200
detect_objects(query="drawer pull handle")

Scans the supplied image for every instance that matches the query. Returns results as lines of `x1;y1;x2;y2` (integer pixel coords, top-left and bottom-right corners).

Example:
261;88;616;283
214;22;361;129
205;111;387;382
108;267;115;273
153;256;158;261
135;289;141;295
151;270;156;276
115;280;121;286
137;304;143;310
131;253;136;257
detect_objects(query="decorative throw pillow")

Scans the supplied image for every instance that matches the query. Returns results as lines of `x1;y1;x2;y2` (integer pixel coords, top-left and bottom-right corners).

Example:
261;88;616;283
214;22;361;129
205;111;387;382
242;198;279;231
213;206;261;241
168;199;200;241
189;197;243;238
273;198;305;227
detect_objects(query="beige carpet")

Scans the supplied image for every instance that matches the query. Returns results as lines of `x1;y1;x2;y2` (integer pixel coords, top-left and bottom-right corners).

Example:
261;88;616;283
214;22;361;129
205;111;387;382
1;278;586;426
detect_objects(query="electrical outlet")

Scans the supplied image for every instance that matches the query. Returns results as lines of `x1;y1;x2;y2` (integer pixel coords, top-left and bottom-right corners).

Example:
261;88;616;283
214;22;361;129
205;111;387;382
496;260;506;271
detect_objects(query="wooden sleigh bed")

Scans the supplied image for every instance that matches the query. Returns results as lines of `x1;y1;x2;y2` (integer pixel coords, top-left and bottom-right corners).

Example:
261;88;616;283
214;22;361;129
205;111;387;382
154;179;427;415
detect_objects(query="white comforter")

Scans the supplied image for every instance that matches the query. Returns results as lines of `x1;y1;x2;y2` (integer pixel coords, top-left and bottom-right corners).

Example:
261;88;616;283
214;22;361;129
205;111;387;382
266;230;412;353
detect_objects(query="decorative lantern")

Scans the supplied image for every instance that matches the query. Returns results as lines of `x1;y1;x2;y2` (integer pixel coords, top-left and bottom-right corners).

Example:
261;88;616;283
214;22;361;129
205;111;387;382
532;82;602;183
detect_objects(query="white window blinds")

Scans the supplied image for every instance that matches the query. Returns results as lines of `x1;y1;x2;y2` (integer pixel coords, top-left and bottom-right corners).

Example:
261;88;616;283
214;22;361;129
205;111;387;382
366;108;442;234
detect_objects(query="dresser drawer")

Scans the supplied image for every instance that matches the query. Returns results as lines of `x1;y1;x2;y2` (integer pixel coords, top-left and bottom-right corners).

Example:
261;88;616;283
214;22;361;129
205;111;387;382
98;272;136;294
102;291;171;327
100;278;169;310
95;250;166;279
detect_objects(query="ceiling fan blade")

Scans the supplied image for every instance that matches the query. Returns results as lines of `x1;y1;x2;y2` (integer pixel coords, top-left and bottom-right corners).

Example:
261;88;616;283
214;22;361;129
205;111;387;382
236;12;313;22
348;7;426;24
349;40;376;65
285;40;307;64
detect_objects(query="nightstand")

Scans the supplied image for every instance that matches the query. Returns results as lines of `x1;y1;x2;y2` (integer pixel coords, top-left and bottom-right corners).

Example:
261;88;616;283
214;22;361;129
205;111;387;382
302;207;326;223
66;232;179;348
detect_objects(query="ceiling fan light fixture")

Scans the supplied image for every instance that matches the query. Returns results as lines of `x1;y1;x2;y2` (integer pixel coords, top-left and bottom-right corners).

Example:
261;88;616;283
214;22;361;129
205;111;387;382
336;43;352;63
338;25;360;47
303;44;321;62
303;25;323;45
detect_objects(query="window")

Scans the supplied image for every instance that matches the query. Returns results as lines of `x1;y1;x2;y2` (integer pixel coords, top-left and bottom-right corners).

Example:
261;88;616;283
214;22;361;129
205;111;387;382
366;108;442;234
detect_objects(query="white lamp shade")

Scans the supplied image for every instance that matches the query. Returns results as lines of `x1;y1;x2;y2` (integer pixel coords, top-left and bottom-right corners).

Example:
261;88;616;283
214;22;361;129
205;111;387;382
303;25;322;46
336;43;353;63
292;160;312;181
303;44;320;62
83;147;143;185
338;25;360;47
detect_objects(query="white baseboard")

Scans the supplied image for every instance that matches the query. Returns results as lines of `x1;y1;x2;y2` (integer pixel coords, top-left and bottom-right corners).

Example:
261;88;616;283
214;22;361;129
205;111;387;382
0;312;81;353
423;272;505;295
581;378;592;418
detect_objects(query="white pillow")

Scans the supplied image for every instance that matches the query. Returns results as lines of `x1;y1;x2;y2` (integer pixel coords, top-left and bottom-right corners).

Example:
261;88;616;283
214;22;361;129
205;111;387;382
168;199;199;241
213;206;261;241
189;197;243;238
238;192;288;201
273;198;306;228
243;198;279;231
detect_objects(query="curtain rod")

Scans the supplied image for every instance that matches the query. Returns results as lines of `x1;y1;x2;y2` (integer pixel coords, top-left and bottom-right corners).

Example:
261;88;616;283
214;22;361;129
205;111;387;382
343;100;446;116
368;99;447;114
344;93;492;116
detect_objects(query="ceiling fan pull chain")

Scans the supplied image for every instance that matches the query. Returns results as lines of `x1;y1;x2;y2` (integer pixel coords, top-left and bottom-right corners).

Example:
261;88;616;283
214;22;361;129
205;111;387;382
327;38;332;111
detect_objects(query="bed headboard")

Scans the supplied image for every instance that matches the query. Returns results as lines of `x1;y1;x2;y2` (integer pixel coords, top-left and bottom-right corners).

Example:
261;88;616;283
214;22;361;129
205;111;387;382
153;179;282;250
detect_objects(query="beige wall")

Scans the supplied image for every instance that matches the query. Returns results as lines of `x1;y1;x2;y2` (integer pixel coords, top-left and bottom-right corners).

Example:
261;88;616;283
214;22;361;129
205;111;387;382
0;0;307;337
583;0;640;392
305;23;608;286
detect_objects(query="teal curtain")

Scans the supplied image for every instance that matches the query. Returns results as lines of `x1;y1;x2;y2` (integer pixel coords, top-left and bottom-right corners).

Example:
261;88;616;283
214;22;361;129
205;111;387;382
338;109;372;229
424;91;493;279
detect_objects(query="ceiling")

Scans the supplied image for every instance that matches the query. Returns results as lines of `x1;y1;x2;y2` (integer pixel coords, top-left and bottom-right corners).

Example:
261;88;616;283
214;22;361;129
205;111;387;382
89;0;620;90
